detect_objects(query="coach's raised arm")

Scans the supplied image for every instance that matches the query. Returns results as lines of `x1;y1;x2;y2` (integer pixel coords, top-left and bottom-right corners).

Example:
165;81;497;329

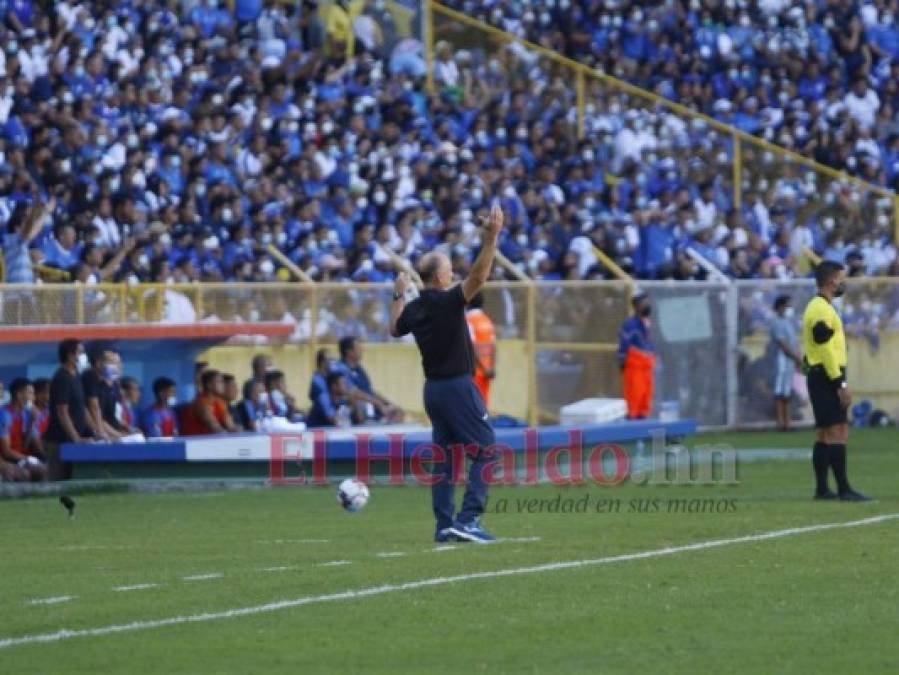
462;203;505;302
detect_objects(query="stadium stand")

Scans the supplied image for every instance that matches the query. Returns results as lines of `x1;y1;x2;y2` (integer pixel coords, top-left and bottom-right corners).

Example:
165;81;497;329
0;0;895;287
447;0;899;188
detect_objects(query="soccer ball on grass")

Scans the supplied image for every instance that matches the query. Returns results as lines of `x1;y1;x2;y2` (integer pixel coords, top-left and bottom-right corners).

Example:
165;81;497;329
337;478;370;512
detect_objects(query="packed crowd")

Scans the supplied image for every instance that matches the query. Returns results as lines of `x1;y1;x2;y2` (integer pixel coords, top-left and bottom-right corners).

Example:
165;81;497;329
0;335;402;482
0;0;896;297
455;0;899;186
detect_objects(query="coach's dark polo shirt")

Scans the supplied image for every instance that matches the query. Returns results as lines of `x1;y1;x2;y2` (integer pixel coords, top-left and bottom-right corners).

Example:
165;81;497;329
395;284;475;381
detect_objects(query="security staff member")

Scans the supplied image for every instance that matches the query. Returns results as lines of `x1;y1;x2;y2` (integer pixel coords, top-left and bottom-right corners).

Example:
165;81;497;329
618;292;655;419
803;261;870;501
465;292;497;410
390;204;504;543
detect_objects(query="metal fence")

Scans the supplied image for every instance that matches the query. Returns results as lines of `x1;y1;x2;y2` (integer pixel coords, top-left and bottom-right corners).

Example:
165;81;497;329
2;279;898;428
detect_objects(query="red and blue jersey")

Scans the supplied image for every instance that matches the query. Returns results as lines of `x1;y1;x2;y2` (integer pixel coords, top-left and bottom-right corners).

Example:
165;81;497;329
33;407;50;439
1;404;31;454
140;405;178;438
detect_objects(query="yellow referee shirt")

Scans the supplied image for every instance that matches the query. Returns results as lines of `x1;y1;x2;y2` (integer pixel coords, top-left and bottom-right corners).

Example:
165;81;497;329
802;295;847;382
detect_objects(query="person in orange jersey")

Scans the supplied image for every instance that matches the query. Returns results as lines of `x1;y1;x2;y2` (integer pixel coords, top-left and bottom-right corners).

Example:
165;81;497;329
181;369;239;436
466;292;497;410
617;291;655;419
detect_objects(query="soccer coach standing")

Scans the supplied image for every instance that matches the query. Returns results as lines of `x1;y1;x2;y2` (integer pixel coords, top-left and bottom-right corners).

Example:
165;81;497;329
390;204;504;543
803;261;870;501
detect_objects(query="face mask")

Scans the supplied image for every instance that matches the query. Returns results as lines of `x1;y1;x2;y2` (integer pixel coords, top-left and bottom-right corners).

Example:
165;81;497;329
260;259;275;276
783;307;795;319
103;364;120;381
834;282;846;298
167;395;177;407
24;400;33;411
77;352;90;373
639;305;651;318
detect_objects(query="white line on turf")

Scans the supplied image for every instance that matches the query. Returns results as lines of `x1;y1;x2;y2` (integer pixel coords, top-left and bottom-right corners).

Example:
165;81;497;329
431;545;458;552
182;574;224;582
375;552;406;558
255;539;330;545
27;596;74;606
59;545;135;552
258;566;294;573
2;513;896;650
111;584;160;593
318;560;351;567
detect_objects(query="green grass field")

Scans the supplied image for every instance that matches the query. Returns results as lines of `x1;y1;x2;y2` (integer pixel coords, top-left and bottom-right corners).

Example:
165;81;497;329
2;429;898;674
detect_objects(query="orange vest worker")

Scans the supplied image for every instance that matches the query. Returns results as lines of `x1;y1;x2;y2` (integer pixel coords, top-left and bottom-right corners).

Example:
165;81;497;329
617;295;656;419
466;306;496;409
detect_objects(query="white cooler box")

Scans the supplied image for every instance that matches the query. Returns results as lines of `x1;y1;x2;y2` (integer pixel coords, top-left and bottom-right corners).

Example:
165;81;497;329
560;398;628;426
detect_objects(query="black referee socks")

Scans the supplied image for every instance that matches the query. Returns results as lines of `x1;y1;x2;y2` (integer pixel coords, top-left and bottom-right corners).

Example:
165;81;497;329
812;442;831;495
829;443;851;495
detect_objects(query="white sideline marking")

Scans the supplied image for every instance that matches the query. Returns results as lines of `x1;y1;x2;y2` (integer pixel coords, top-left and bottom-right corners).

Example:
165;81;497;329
318;560;351;567
27;596;74;606
375;552;406;558
112;584;159;593
256;539;330;545
60;545;135;552
258;566;294;573
2;513;896;650
182;574;223;582
429;537;540;552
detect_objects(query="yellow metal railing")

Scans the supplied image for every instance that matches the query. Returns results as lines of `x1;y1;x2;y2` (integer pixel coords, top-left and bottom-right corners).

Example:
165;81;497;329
426;1;899;243
0;280;629;425
3;279;899;425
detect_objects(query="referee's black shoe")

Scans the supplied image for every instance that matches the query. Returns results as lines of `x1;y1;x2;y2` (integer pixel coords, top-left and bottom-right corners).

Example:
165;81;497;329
814;490;838;500
839;489;873;502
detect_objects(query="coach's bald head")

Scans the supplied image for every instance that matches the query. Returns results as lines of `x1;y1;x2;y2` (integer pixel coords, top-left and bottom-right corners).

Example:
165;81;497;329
419;252;453;289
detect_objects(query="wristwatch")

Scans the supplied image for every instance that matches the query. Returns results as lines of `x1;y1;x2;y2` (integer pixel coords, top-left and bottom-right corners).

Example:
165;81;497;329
392;291;403;301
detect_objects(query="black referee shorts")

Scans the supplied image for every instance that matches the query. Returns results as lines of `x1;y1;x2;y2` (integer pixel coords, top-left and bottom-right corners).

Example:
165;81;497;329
807;367;847;428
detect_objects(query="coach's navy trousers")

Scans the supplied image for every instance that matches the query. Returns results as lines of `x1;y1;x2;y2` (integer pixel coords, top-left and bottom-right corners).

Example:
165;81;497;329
423;375;496;531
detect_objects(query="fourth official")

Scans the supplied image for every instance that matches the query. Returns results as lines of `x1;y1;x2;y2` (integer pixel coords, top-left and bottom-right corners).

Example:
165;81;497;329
802;261;871;502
